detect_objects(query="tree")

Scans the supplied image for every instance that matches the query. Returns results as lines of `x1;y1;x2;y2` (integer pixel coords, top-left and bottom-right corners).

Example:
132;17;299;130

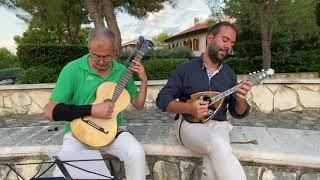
0;48;18;69
316;0;320;26
208;0;319;69
85;0;176;55
152;32;172;45
1;0;89;45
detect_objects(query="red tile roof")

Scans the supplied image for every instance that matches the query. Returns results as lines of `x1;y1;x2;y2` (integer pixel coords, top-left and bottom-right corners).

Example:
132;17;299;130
165;23;209;42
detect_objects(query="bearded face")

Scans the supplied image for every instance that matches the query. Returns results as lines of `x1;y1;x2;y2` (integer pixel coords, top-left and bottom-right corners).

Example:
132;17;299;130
207;42;228;64
206;26;236;64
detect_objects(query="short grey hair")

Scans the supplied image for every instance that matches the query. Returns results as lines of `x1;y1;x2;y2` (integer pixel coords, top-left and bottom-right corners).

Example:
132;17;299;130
87;27;115;47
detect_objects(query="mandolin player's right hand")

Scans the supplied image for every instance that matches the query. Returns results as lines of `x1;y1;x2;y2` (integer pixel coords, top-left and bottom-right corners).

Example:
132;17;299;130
91;101;114;119
191;100;209;119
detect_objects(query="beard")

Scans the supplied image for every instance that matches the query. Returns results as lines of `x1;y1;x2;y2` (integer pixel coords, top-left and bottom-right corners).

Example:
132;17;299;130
207;43;228;64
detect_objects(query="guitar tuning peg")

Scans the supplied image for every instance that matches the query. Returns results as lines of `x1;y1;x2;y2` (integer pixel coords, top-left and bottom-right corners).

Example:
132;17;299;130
249;73;252;75
257;70;260;73
262;69;265;71
253;71;256;74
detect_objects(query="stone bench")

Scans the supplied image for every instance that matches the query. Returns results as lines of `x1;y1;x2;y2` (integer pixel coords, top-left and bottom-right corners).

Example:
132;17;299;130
0;120;320;180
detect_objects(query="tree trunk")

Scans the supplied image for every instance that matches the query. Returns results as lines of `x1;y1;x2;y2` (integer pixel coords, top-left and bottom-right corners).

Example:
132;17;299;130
85;0;105;29
102;0;122;56
258;1;272;70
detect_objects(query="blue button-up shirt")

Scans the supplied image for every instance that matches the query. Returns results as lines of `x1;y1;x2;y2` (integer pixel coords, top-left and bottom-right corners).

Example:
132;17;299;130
156;54;250;121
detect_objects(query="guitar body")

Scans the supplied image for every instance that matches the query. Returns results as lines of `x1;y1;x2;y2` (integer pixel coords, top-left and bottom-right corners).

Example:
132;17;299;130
70;82;131;147
182;91;223;123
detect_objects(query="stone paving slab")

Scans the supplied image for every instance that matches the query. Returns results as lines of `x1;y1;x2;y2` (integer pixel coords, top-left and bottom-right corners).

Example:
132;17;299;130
0;109;319;130
0;122;319;169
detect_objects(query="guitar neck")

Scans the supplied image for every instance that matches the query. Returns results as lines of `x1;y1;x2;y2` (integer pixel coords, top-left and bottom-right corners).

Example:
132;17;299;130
112;50;144;102
210;85;239;103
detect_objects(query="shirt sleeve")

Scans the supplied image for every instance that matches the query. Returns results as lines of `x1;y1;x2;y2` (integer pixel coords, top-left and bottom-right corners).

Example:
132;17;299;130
49;65;74;103
125;77;138;100
227;73;251;119
156;66;183;112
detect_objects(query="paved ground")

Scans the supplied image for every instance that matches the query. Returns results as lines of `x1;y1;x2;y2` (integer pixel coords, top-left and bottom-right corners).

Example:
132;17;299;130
0;109;319;130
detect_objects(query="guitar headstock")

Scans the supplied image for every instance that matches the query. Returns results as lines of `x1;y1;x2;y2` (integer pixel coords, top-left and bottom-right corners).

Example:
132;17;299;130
248;69;274;85
137;36;153;55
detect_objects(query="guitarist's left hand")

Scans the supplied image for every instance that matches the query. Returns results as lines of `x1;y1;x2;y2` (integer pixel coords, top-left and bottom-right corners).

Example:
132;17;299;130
236;80;253;102
131;60;147;82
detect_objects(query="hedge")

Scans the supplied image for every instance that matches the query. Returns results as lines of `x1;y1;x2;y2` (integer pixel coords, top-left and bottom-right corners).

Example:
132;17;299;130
15;44;319;84
0;68;20;81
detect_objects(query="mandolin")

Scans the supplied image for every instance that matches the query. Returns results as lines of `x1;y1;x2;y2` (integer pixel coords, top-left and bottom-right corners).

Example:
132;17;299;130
70;37;153;147
182;69;274;123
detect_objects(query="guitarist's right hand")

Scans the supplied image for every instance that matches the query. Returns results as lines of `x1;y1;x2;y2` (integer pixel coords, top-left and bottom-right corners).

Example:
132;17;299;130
91;102;114;119
191;100;209;119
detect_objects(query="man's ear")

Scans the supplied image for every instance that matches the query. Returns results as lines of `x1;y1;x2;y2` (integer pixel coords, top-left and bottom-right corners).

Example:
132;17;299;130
206;34;214;45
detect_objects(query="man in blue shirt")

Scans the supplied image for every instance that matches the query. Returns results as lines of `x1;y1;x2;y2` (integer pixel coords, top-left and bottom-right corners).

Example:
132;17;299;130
156;22;252;180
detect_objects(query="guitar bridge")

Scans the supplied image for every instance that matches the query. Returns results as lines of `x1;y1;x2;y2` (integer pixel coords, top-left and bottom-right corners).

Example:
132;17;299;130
81;118;109;134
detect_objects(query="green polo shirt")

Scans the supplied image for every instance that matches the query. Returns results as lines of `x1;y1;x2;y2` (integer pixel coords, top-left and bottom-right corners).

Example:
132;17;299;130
50;54;138;134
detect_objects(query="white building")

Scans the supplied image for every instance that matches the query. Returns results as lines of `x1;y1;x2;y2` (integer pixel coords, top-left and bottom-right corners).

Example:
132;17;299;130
164;23;209;56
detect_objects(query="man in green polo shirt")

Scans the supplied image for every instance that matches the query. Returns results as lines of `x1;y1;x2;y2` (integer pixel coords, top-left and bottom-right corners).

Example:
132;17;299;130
44;27;147;180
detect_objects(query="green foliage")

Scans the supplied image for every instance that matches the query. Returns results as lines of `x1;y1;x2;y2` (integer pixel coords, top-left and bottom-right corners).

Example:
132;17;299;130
0;48;19;69
152;32;172;45
17;66;59;84
137;58;188;80
118;47;192;62
317;0;320;26
114;0;176;18
4;0;89;45
225;50;320;74
17;44;88;69
0;68;20;81
14;29;62;46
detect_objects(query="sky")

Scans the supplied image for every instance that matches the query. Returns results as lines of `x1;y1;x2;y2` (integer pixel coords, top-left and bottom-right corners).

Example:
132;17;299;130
0;0;211;54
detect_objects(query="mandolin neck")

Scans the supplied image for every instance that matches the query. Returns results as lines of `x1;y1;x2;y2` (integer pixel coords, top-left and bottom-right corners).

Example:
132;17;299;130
210;85;239;103
111;50;144;102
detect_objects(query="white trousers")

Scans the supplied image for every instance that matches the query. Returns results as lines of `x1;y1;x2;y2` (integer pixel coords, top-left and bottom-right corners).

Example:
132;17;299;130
53;131;146;180
175;118;247;180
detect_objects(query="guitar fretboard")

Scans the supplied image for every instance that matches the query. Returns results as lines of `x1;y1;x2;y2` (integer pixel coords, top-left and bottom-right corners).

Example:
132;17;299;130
111;50;144;102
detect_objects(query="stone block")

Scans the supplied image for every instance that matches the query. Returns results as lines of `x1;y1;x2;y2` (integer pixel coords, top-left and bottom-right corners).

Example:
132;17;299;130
3;97;12;108
28;91;51;108
153;160;179;180
10;92;31;107
300;173;320;180
250;85;274;113
262;169;296;180
297;89;320;108
28;102;43;114
274;86;297;111
180;161;195;180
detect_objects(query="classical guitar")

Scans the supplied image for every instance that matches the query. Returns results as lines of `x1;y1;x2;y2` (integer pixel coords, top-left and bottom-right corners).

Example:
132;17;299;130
182;69;274;123
70;37;153;147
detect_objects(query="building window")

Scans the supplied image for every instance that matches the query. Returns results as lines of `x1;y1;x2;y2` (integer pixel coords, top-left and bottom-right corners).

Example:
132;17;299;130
187;39;192;49
193;38;199;51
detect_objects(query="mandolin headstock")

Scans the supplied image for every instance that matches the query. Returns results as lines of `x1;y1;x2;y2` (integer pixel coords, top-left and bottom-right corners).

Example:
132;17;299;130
137;36;153;56
248;69;274;85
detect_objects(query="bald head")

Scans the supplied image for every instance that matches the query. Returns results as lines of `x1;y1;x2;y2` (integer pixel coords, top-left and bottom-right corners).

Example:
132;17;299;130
87;27;115;48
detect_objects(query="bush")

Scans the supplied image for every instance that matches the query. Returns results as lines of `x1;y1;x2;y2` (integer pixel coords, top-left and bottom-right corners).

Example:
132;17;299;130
17;44;87;69
0;68;20;81
131;58;189;80
118;47;192;61
17;66;59;84
225;50;320;74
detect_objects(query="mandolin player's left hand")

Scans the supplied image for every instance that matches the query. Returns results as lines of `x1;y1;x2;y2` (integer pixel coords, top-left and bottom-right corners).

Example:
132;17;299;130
236;80;253;101
130;60;147;82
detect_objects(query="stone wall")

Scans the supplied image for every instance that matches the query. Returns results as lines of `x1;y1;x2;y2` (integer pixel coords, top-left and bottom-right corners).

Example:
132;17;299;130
0;77;319;116
1;156;320;180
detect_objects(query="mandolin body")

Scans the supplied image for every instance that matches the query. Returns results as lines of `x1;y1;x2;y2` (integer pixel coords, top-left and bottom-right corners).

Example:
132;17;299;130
182;91;223;123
